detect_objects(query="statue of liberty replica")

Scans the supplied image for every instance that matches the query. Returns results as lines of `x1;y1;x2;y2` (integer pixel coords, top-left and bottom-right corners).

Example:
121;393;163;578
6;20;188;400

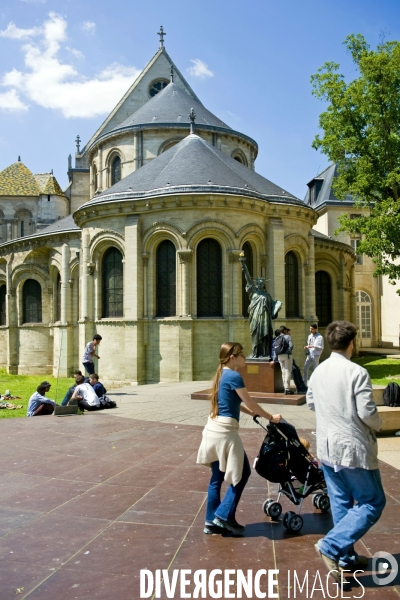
239;254;282;360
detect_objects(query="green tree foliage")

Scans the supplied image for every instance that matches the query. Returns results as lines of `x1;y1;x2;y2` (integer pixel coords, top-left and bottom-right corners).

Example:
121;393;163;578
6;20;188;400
311;34;400;287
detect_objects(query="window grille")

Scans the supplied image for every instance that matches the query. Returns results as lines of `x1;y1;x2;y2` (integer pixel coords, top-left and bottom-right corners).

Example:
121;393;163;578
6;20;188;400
23;279;42;323
315;271;332;326
102;248;123;317
285;251;299;317
156;240;176;317
197;238;222;317
242;242;253;318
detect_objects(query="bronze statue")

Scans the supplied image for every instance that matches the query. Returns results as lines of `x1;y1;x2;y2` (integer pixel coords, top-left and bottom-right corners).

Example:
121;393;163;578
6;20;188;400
239;254;282;359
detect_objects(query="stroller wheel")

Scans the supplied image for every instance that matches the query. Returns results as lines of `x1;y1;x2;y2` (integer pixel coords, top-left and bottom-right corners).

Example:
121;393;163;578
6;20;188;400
283;511;294;529
287;513;303;533
267;501;282;520
312;493;322;509
318;494;330;512
262;499;274;515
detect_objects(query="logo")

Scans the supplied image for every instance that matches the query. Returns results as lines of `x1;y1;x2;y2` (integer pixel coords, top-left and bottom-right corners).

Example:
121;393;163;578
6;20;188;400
372;551;398;586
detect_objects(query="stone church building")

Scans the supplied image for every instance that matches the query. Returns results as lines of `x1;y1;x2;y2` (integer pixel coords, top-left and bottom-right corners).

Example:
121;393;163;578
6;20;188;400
0;34;361;383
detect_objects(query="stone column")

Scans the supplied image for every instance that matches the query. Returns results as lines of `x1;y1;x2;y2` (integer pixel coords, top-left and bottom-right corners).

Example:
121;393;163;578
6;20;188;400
305;232;316;320
61;243;70;323
133;132;139;171
227;250;242;317
6;254;18;373
142;253;149;318
337;252;347;320
6;222;12;242
268;218;285;315
177;250;192;316
350;263;357;324
98;145;103;190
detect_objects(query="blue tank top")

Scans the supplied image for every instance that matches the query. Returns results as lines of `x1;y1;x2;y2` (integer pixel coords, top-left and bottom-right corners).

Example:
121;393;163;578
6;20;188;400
217;369;245;422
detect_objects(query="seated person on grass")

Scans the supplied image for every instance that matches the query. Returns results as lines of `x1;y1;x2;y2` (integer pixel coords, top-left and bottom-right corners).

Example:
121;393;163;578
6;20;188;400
71;375;102;412
61;370;88;406
89;373;107;398
27;382;56;416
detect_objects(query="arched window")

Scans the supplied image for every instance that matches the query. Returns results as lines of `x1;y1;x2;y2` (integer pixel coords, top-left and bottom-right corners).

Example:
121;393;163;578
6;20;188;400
197;238;222;317
111;156;121;185
23;279;42;323
285;251;299;318
16;211;31;238
156;240;176;317
55;273;61;322
92;163;98;191
242;242;253;318
102;247;123;317
315;271;332;326
0;284;6;326
356;290;372;341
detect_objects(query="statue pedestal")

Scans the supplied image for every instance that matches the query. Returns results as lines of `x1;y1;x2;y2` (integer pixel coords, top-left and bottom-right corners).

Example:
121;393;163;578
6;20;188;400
238;360;283;393
191;360;306;406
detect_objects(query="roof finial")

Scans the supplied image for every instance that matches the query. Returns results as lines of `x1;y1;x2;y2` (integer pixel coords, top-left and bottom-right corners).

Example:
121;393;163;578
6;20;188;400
18;155;21;162
170;64;174;83
188;108;196;134
50;169;53;175
158;26;166;49
75;134;81;153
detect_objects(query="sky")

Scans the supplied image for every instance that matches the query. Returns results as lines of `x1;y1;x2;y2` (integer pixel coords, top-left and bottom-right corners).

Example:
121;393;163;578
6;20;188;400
0;0;400;200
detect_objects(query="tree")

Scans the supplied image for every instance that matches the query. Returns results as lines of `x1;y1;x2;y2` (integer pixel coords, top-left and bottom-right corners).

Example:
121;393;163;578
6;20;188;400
311;34;400;288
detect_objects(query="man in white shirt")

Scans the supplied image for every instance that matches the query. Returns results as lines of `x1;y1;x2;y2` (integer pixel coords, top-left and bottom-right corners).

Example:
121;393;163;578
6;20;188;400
71;375;102;412
303;323;324;384
307;321;385;583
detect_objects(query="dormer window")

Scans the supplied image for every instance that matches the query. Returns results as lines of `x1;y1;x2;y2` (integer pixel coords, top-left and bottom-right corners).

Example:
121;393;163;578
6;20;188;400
149;79;169;97
307;178;323;205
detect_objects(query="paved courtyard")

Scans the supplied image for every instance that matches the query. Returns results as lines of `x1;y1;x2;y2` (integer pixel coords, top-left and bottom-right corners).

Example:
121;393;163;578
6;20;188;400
0;382;399;599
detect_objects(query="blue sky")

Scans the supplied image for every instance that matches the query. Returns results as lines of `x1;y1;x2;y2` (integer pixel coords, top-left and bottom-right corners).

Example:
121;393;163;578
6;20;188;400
0;0;399;199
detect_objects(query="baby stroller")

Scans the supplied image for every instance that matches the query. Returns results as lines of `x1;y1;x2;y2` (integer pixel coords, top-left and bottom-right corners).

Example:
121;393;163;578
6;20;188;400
253;417;330;533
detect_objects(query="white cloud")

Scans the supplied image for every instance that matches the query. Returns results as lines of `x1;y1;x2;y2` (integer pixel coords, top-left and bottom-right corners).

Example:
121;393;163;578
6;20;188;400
0;22;41;39
67;46;84;60
0;13;141;118
81;21;96;34
21;0;47;4
187;58;214;79
0;89;28;112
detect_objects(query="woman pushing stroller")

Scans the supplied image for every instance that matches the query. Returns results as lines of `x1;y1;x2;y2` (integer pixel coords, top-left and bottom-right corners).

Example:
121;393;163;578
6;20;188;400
197;342;282;536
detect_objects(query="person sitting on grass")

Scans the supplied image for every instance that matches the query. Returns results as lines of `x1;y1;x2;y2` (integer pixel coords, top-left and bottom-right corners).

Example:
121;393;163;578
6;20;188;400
61;370;89;406
89;373;107;398
27;382;57;417
70;375;102;412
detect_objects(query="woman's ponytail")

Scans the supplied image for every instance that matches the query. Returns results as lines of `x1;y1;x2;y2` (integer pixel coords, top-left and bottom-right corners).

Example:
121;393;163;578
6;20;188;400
209;342;244;419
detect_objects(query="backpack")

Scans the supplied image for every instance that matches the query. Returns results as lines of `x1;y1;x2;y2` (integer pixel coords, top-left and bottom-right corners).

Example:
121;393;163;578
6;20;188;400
383;382;400;407
99;395;117;409
273;334;289;356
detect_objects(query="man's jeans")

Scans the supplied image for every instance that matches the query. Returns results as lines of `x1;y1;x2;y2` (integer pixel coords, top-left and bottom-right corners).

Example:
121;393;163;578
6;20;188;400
303;354;320;384
82;361;95;375
319;464;386;567
278;354;293;390
61;385;75;406
206;453;251;524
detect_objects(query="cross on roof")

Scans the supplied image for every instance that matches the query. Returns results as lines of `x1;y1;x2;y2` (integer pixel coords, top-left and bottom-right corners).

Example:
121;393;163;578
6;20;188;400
158;26;166;48
75;135;81;153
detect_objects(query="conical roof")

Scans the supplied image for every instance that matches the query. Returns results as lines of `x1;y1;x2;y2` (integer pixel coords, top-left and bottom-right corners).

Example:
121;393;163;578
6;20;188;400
109;82;231;133
92;134;300;204
0;162;41;196
34;173;66;197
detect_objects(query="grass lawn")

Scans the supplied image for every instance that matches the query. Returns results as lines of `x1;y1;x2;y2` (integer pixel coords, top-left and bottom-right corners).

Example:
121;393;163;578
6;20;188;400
0;369;72;419
352;356;400;385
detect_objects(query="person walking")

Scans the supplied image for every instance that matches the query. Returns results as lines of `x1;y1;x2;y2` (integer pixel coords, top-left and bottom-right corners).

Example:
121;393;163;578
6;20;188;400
197;342;282;536
82;334;102;375
307;321;385;582
303;324;324;384
274;326;293;395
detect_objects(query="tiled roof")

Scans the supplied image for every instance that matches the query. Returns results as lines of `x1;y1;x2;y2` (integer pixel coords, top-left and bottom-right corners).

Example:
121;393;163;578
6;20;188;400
0;162;66;198
0;162;41;196
34;173;66;197
94;134;301;204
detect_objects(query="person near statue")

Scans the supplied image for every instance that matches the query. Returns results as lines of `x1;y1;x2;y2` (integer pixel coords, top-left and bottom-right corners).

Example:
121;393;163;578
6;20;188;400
239;254;281;359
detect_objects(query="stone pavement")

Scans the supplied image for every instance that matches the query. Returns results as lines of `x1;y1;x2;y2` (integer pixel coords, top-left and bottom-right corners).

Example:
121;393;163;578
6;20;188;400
0;385;399;599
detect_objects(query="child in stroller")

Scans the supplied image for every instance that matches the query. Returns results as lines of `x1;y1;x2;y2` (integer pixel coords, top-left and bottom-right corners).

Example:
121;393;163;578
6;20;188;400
253;417;330;532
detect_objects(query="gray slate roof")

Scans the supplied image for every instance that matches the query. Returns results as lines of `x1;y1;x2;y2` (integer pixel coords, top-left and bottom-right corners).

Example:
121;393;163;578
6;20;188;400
38;214;80;234
304;163;353;209
94;134;301;204
109;82;231;133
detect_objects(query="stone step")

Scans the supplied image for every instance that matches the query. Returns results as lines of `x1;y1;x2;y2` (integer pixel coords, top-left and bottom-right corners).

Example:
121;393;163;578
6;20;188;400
377;406;400;433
